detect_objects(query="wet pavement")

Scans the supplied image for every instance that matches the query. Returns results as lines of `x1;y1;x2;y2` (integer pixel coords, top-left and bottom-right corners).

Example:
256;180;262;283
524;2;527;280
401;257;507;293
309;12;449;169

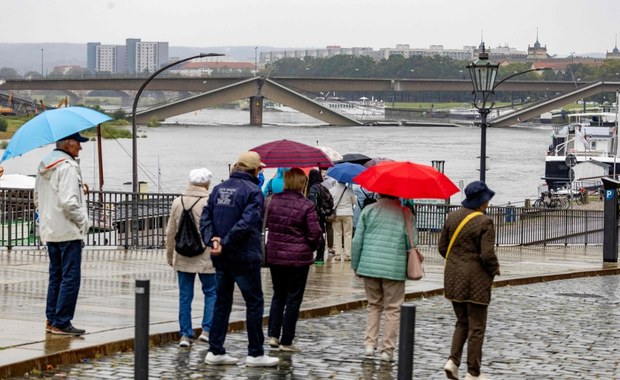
0;245;618;379
33;276;620;379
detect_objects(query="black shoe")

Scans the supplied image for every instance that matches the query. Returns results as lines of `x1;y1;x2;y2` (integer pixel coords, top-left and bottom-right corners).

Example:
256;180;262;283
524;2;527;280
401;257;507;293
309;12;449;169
51;324;85;335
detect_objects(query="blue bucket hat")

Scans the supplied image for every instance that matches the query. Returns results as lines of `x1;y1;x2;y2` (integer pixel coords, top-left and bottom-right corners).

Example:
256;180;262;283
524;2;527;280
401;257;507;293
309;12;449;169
461;181;495;209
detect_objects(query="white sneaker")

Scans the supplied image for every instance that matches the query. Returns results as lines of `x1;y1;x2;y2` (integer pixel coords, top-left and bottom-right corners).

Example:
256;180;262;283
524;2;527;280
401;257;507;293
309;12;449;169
380;351;394;362
267;336;280;348
465;373;490;380
444;359;459;380
245;355;279;367
204;352;239;365
363;345;375;358
178;336;192;348
198;330;209;343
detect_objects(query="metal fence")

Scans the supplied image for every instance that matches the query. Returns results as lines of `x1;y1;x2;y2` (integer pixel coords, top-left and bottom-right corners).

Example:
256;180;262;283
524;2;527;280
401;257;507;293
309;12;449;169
0;188;607;249
415;204;605;246
1;189;178;250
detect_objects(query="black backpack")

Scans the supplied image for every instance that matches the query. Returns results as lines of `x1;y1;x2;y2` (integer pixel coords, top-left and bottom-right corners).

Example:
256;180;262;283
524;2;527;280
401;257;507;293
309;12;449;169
317;184;334;218
174;196;205;257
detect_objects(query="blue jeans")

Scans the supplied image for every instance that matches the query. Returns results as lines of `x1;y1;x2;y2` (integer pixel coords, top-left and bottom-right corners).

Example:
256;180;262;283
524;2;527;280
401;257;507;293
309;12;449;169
46;240;82;328
177;271;216;339
208;267;265;357
267;265;309;346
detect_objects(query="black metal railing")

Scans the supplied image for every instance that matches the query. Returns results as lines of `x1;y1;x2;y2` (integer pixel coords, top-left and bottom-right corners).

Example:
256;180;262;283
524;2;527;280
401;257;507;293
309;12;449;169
0;188;607;249
0;188;179;249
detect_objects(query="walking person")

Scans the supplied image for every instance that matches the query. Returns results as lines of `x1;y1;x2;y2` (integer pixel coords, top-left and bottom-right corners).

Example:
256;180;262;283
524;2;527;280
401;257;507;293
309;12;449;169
307;169;333;265
329;181;356;261
439;181;500;380
265;168;324;351
166;168;216;348
200;151;279;367
351;193;416;362
34;132;90;335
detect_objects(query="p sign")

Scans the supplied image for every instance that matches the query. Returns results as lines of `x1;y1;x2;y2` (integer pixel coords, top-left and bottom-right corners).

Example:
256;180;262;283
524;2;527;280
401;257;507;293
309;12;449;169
606;189;615;201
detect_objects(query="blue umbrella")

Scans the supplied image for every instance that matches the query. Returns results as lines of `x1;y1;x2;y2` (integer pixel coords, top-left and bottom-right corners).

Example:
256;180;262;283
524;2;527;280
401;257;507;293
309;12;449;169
1;106;112;162
326;162;367;184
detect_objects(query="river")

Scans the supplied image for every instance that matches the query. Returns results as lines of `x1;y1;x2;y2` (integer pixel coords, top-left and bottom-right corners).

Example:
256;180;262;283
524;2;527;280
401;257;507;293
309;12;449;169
0;108;551;206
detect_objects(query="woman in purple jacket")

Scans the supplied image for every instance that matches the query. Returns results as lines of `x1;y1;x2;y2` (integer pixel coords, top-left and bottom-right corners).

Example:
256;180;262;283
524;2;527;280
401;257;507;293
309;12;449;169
265;168;324;352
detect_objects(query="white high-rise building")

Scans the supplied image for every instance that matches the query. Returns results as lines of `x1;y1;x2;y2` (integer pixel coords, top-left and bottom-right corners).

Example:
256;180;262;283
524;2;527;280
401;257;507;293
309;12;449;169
135;42;169;74
95;45;126;74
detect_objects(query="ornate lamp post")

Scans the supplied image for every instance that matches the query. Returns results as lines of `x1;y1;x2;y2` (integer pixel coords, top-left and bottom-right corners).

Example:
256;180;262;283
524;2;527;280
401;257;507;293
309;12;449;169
467;44;551;182
467;43;499;182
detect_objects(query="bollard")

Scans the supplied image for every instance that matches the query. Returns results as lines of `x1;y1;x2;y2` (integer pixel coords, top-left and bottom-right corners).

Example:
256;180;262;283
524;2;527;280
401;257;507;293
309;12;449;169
397;304;416;380
135;279;150;380
524;198;531;208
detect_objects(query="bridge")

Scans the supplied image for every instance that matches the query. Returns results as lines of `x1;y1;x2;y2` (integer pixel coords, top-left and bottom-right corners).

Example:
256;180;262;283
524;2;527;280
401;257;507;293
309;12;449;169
1;77;618;126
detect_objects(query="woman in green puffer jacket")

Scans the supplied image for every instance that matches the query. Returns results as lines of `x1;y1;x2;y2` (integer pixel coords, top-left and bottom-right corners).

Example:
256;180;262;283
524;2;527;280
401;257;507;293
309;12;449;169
351;193;416;363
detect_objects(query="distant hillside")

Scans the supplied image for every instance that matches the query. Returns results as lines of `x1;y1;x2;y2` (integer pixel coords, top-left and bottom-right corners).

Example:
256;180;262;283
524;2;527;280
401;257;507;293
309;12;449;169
0;43;85;75
0;43;293;75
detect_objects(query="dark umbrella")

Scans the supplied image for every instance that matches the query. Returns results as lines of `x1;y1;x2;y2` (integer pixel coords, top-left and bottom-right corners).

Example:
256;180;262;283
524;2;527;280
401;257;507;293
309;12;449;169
249;139;333;168
363;157;395;167
337;153;372;165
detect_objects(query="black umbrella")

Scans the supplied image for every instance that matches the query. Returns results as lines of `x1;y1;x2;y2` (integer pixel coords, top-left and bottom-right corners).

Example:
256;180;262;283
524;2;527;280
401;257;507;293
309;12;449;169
336;153;372;165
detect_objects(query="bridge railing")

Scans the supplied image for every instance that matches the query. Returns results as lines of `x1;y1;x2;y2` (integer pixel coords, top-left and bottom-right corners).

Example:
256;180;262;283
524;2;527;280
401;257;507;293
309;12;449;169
0;188;606;249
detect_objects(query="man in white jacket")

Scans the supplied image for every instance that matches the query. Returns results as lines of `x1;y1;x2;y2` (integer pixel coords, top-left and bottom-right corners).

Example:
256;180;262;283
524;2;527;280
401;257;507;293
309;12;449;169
35;132;90;335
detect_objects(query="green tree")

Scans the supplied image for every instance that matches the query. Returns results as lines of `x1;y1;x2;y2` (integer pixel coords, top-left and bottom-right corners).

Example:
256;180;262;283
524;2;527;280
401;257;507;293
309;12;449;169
0;67;20;79
0;117;7;132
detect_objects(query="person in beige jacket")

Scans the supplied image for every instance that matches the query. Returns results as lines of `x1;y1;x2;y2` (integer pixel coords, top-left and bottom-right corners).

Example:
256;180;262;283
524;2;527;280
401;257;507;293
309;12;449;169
166;168;216;348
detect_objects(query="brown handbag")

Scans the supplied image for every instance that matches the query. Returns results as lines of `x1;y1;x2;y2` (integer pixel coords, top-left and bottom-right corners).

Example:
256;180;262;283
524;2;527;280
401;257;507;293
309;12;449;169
403;208;424;280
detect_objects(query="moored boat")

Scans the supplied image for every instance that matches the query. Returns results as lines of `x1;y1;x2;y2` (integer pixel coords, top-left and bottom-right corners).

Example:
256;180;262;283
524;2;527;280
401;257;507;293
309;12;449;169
544;105;619;191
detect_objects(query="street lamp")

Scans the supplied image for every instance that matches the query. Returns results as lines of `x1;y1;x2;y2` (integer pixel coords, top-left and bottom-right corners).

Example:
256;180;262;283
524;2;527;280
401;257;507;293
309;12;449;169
466;43;499;182
131;53;224;193
467;43;551;182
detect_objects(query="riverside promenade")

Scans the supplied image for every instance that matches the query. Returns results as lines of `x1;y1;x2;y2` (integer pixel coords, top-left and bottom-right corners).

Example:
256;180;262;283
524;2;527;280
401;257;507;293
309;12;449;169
0;245;618;378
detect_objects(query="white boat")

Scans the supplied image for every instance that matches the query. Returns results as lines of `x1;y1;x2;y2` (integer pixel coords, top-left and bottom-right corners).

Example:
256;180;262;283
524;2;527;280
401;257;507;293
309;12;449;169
544;104;620;190
315;96;385;119
449;107;515;124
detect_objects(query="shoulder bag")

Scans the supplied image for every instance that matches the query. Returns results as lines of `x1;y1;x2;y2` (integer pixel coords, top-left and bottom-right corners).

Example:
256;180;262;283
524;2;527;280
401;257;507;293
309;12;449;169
327;184;347;222
445;211;483;261
403;208;424;280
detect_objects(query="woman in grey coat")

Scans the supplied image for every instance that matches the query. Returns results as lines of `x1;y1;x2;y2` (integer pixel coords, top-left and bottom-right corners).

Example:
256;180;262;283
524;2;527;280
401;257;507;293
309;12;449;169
438;181;500;380
166;168;216;348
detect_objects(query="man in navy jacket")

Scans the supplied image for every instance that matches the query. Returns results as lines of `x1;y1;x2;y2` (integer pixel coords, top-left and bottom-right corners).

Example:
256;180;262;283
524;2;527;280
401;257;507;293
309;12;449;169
200;151;279;367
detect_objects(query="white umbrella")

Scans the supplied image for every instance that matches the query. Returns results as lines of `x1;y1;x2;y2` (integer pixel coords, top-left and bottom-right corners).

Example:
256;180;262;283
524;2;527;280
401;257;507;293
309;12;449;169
317;146;343;162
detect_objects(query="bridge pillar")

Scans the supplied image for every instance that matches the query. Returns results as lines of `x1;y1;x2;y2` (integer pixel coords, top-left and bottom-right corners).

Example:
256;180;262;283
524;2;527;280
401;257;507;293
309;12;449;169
250;96;263;126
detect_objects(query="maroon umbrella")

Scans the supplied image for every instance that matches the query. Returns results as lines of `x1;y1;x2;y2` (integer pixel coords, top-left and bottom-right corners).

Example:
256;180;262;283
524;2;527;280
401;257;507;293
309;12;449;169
250;139;334;168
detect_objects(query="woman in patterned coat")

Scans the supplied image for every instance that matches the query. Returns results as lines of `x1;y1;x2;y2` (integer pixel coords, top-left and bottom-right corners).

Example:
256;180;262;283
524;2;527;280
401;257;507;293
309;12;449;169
438;181;500;380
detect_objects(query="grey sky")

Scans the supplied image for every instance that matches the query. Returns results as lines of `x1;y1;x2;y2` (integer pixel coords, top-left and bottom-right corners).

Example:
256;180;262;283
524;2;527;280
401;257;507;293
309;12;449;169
4;0;617;57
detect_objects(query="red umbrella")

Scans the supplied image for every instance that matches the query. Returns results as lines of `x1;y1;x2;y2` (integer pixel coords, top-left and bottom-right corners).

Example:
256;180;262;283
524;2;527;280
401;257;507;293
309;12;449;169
353;161;459;199
250;139;333;168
